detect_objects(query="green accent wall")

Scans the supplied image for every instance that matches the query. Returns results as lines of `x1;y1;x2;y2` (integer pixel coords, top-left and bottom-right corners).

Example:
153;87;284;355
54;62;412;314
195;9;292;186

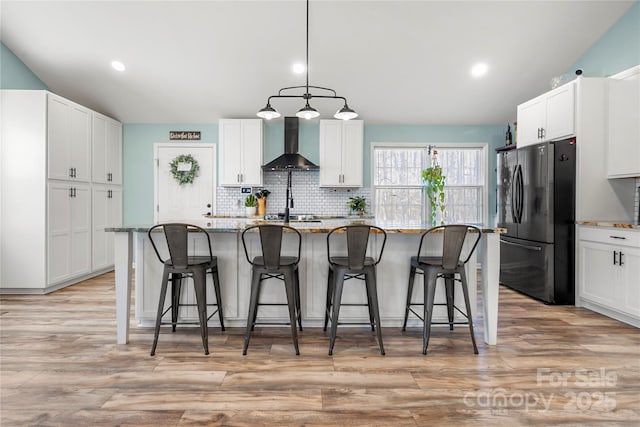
567;1;640;77
0;43;48;90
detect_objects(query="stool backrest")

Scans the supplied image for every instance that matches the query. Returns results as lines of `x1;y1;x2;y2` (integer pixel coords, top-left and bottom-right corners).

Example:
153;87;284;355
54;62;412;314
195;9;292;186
148;223;213;269
327;225;387;269
242;224;302;269
417;224;482;269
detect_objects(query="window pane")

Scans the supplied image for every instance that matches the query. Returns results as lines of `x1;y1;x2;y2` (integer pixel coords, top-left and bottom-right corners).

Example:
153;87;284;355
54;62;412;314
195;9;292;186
374;188;423;226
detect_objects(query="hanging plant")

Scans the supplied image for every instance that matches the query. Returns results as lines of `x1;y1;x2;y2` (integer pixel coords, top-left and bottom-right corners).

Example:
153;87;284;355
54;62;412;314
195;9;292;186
169;154;200;185
422;163;446;226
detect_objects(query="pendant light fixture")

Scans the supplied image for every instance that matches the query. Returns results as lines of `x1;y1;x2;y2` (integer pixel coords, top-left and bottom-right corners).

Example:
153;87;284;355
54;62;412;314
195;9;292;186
256;0;358;121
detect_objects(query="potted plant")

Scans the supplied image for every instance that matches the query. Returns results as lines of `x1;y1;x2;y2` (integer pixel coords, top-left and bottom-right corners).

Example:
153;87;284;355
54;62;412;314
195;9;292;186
422;156;446;226
347;196;368;217
244;194;258;216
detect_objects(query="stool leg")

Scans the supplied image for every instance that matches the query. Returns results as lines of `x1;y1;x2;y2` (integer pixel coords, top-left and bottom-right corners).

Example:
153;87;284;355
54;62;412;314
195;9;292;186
423;269;438;355
366;268;385;356
459;268;479;354
243;269;261;355
323;268;334;332
364;277;375;331
192;268;209;355
211;267;225;331
444;274;455;331
283;269;300;355
171;273;182;332
402;265;417;331
294;267;303;331
151;270;170;356
328;270;346;356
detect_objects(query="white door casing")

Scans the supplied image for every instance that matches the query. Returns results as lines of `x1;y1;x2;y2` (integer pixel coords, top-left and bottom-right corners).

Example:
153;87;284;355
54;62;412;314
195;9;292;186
154;143;216;222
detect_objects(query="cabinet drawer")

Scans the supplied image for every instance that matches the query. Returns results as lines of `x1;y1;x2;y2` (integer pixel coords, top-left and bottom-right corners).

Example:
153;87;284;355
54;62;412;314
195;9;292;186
578;226;640;247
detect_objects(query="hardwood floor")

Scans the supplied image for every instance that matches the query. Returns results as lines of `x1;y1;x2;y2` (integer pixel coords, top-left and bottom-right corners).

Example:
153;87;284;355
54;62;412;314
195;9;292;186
1;272;639;426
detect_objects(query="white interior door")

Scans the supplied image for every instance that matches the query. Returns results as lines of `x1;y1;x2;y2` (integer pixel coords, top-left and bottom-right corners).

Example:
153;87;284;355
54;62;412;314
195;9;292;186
155;143;216;222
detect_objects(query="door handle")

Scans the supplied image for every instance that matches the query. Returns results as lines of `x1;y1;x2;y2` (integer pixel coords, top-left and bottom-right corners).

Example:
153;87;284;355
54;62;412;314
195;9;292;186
500;238;542;251
619;252;624;266
613;251;618;265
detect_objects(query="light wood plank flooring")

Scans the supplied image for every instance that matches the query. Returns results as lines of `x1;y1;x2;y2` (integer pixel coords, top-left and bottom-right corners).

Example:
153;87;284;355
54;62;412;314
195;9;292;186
1;272;639;426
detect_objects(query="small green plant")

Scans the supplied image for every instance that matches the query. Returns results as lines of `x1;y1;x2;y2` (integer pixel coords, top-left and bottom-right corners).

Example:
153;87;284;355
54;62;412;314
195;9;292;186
244;194;257;207
422;165;446;226
347;196;367;216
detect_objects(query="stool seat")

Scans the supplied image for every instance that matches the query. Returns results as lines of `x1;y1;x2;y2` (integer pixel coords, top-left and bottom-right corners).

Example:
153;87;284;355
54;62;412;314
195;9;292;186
329;256;377;268
252;256;298;267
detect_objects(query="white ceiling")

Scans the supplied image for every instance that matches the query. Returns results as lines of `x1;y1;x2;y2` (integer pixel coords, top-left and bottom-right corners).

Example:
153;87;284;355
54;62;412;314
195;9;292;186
1;1;635;125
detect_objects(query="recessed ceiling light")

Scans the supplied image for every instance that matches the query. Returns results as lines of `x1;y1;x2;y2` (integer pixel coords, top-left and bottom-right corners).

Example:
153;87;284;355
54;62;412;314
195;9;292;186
111;61;126;72
471;62;488;77
292;63;305;74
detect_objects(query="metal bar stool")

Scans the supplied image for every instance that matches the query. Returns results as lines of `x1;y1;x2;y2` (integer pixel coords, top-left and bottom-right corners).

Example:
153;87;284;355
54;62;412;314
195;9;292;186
324;224;387;356
402;224;481;354
148;223;225;356
241;224;303;355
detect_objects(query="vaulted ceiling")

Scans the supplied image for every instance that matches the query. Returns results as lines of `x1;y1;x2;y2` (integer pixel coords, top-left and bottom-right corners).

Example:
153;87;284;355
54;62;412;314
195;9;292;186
1;1;635;125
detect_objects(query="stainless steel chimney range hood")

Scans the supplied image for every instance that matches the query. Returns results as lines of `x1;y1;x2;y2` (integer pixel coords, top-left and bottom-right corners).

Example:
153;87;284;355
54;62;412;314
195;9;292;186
262;117;319;171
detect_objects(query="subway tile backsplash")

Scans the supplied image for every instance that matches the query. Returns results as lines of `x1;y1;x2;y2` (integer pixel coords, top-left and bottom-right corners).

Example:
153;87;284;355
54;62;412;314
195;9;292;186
216;170;371;217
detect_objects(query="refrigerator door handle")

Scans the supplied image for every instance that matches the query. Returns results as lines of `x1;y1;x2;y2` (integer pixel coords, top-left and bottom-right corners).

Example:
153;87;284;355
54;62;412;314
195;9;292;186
514;164;524;223
501;238;543;251
510;165;517;222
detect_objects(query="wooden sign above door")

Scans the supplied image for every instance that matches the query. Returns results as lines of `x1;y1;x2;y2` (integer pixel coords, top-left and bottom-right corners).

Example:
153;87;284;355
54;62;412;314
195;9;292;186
170;131;201;140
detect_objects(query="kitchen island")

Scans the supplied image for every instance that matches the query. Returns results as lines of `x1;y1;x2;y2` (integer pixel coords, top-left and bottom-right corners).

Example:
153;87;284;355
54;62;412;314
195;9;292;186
107;219;504;346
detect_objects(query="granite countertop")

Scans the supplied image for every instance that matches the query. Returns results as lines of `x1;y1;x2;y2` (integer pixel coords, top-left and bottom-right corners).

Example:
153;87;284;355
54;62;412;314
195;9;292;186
576;220;640;230
107;217;506;234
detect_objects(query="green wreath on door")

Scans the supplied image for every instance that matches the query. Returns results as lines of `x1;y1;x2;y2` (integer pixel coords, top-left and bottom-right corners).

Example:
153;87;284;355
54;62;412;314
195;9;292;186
169;154;200;185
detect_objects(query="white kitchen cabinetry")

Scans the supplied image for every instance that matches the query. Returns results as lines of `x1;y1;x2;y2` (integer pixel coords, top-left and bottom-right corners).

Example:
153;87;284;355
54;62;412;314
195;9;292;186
517;82;575;148
219;119;263;186
92;185;123;271
577;226;640;327
319;120;363;187
1;90;122;293
607;78;640;178
93;112;123;184
48;182;92;284
47;93;92;182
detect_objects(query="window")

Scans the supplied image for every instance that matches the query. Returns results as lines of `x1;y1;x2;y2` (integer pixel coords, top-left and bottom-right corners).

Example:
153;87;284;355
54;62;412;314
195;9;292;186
372;144;487;226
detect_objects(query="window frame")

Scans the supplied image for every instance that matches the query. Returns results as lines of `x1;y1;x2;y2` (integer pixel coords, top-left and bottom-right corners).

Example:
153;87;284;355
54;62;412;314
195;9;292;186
370;142;489;226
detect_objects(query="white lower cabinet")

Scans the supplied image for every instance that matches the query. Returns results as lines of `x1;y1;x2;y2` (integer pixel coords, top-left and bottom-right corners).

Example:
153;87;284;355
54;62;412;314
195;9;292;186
577;226;640;327
47;182;92;284
92;185;123;271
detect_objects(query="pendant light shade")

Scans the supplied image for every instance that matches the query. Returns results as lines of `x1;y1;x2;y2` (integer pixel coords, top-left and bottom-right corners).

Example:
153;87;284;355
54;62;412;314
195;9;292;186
296;102;320;120
257;103;281;120
256;0;357;120
334;103;358;120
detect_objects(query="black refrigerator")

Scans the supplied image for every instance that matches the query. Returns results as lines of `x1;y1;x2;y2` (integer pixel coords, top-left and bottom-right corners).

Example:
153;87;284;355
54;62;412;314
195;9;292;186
497;138;576;304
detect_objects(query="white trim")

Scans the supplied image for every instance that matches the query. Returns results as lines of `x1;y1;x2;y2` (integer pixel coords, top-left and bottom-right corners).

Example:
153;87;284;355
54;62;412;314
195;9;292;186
609;65;640;81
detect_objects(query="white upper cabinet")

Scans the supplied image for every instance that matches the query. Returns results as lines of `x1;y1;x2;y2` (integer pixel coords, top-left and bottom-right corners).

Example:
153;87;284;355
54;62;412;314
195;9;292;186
607;78;640;178
219;119;263;187
47;94;91;181
517;82;575;148
319;120;363;187
92;112;123;184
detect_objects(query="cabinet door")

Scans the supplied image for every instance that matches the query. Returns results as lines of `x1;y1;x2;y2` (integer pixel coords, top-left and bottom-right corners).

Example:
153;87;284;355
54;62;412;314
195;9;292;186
70;184;91;277
107;120;123;184
219;119;243;186
340;120;364;186
70;105;91;182
516;97;544;148
579;240;617;309
92;114;108;183
48;96;73;180
240;119;263;186
607;79;640;178
48;95;91;182
92;186;109;270
319;120;344;186
619;246;640;317
545;83;575;141
47;182;72;283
